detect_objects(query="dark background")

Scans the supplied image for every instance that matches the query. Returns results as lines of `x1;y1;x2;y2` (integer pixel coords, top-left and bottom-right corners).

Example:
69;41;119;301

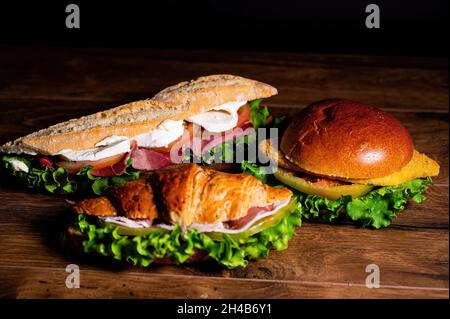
0;0;448;55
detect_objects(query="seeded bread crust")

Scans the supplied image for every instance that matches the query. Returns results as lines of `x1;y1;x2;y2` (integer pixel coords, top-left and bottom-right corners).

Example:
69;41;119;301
1;99;188;155
1;74;277;155
153;74;278;115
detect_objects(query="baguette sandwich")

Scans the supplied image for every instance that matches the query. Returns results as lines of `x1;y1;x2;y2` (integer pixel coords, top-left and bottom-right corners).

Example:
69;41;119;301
1;74;276;195
62;164;301;268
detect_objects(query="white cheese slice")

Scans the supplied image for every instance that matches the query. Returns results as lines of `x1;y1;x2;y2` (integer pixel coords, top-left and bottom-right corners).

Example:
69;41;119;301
9;159;29;173
134;119;184;148
56;137;131;162
187;101;247;133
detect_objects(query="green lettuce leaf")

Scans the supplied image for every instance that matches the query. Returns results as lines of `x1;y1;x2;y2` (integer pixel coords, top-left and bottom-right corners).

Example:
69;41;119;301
240;161;432;229
76;159;140;195
2;155;77;194
249;99;270;129
300;177;431;228
75;198;303;269
1;155;140;196
241;161;269;184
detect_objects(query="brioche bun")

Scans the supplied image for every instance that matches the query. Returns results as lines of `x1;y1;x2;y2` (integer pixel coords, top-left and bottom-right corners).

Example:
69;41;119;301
280;99;414;179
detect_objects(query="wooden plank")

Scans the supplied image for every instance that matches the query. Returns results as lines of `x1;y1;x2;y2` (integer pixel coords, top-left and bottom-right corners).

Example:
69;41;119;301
0;46;447;112
0;265;447;299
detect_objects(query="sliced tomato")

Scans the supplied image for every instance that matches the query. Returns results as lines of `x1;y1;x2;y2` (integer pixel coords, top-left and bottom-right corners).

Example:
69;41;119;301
237;104;251;128
57;152;127;174
38;156;54;168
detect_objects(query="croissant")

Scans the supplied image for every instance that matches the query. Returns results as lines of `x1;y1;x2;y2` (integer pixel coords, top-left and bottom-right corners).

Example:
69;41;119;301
73;163;293;227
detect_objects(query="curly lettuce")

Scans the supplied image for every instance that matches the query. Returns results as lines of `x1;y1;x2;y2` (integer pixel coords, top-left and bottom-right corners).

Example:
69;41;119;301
250;99;287;130
249;99;270;129
75;198;303;269
300;177;431;228
75;160;140;195
1;155;139;196
241;161;432;229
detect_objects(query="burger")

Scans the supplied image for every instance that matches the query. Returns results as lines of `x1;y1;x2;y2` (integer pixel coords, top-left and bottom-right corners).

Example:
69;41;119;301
247;99;440;228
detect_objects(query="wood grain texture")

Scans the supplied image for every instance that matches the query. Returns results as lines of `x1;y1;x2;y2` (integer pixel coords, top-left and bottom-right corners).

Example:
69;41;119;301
0;266;447;299
0;46;448;112
0;46;447;299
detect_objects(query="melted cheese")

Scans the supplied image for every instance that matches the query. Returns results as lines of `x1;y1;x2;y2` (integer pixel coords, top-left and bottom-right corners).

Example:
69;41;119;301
348;150;440;186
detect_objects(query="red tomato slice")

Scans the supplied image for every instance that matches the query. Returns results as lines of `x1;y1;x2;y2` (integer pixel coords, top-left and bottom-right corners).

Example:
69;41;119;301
236;104;251;128
57;152;127;174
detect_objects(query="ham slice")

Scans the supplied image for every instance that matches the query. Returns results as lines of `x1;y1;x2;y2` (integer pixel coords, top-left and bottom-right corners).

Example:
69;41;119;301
38;156;54;168
188;198;290;234
87;121;254;175
130;148;173;170
90;159;128;176
191;123;255;156
90;140;137;177
226;204;275;230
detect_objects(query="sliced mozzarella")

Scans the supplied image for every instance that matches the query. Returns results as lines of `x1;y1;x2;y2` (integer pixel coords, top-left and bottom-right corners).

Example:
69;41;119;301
134;119;184;148
213;100;248;114
56;137;131;161
100;216;153;228
187;100;247;133
188;111;238;133
9;159;29;173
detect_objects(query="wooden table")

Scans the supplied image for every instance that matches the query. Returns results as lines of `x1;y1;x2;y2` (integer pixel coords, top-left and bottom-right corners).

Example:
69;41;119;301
0;46;448;298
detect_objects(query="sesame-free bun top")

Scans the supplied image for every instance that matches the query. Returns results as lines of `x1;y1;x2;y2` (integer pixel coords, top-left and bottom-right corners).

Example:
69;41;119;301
280;99;414;179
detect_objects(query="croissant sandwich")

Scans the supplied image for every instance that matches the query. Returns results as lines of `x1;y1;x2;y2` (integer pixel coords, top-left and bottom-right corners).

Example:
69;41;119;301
62;164;301;268
1;74;277;196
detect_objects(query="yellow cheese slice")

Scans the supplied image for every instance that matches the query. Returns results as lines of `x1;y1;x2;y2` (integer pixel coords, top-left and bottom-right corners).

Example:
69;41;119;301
348;150;440;186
